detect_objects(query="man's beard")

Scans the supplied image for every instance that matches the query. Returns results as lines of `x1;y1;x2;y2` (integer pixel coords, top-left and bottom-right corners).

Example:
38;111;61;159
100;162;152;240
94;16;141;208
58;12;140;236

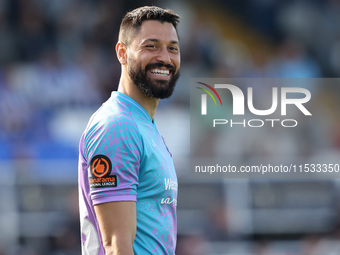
127;57;180;99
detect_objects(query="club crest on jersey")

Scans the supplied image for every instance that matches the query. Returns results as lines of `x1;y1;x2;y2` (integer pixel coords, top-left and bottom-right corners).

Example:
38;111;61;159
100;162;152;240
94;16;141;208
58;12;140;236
89;155;117;189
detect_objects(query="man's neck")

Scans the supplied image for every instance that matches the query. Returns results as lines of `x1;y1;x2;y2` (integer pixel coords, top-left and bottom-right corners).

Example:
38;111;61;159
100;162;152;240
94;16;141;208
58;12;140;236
117;76;159;121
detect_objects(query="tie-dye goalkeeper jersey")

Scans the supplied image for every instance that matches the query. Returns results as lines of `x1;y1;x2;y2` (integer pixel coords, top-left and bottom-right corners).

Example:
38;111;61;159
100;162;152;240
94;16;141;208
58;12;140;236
78;92;178;255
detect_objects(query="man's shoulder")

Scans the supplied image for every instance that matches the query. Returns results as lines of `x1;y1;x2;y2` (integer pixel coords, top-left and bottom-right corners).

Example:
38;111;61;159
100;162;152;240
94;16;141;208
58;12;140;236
90;96;136;127
81;99;141;158
82;99;138;144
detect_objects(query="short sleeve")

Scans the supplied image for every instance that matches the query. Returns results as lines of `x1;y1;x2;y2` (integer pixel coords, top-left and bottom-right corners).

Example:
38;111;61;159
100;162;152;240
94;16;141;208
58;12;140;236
83;113;143;205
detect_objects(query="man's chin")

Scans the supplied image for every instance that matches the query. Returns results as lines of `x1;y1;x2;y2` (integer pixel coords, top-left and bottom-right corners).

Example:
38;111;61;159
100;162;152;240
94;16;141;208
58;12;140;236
154;80;171;88
153;87;175;99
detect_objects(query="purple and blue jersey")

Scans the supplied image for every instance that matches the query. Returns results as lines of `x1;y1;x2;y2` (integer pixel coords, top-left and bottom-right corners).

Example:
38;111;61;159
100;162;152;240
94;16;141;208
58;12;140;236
78;92;178;254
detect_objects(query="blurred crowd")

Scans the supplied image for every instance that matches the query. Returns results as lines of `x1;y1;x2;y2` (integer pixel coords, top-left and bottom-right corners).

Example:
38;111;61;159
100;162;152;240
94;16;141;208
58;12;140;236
1;0;340;159
0;0;145;160
1;0;340;254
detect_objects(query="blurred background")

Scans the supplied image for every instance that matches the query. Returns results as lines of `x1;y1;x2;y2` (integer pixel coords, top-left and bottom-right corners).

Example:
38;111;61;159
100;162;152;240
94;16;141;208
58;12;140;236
1;0;340;254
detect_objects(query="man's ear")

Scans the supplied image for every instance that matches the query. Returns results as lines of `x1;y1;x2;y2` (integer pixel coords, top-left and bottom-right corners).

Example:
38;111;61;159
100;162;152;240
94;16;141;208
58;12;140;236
116;42;127;65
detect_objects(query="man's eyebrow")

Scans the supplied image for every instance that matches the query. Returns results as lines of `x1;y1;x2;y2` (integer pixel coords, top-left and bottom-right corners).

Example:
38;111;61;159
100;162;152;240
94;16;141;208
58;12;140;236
142;38;179;45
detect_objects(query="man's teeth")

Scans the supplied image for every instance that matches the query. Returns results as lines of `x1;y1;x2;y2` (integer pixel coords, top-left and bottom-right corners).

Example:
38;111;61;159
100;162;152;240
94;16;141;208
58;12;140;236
150;69;170;76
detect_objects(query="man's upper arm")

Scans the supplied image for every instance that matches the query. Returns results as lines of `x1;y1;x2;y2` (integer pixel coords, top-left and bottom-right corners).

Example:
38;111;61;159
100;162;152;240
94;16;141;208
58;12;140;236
84;113;141;253
84;114;142;205
94;201;136;255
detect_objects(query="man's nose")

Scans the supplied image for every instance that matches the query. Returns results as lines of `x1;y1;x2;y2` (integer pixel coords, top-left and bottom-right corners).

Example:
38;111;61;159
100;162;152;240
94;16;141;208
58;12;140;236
156;46;171;65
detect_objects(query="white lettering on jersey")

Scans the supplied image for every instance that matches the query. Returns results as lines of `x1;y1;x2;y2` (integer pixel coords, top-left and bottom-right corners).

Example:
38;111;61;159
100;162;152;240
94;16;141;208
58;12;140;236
164;178;178;191
161;197;177;206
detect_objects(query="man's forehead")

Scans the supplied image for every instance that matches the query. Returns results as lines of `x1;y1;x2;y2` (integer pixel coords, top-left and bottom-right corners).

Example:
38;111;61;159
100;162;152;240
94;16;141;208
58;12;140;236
136;20;178;42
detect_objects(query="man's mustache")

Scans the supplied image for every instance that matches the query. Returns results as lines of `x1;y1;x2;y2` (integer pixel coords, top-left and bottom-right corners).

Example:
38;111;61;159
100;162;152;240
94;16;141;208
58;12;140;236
146;63;176;72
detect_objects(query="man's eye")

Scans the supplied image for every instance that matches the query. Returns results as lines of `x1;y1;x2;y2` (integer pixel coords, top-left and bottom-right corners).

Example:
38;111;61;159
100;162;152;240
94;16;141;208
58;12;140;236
169;46;179;52
146;45;156;48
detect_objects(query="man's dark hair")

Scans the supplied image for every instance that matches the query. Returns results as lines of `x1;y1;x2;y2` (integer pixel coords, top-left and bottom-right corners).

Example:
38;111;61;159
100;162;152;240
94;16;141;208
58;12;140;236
118;6;180;46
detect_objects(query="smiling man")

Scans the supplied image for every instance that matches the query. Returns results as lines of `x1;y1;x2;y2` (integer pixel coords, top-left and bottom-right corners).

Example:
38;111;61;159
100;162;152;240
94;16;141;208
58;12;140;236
78;6;180;255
